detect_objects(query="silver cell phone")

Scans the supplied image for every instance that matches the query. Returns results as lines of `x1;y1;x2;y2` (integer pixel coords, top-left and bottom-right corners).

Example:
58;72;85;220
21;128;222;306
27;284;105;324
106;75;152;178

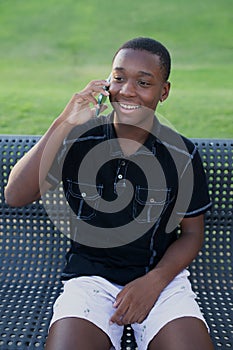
95;74;111;117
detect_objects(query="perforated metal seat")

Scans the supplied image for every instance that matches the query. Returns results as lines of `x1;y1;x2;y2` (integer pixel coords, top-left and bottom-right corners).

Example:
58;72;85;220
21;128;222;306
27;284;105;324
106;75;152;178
0;135;232;349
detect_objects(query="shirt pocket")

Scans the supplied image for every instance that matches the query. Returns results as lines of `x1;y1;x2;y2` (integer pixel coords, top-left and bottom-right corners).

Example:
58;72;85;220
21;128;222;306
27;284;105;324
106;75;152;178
133;186;171;223
66;179;103;220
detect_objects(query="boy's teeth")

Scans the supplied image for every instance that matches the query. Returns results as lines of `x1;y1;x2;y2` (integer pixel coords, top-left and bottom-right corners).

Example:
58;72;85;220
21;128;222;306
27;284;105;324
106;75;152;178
120;103;140;110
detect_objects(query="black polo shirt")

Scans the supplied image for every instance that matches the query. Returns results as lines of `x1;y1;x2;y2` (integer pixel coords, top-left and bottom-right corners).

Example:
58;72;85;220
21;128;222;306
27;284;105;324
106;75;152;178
47;113;211;285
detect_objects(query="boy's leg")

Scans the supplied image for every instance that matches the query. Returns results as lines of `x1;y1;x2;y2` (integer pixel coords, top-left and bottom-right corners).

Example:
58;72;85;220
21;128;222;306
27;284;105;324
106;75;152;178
148;317;214;350
45;317;113;350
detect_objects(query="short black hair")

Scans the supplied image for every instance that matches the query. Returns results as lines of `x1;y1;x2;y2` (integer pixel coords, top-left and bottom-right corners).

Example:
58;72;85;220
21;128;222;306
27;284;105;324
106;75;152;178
113;37;171;81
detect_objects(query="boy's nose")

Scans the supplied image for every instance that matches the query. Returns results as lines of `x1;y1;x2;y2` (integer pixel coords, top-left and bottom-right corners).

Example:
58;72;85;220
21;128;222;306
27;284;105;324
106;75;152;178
120;80;137;97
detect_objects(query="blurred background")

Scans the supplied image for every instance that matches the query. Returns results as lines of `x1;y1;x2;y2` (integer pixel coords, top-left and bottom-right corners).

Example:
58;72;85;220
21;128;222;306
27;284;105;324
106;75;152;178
0;0;232;137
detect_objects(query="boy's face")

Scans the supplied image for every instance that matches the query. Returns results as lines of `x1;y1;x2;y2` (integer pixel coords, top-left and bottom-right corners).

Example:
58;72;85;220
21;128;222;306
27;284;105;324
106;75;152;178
109;48;170;127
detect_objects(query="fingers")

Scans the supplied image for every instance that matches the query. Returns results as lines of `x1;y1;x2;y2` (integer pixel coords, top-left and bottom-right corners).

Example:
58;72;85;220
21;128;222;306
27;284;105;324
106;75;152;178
59;79;110;125
110;304;129;326
109;280;153;326
110;304;146;326
110;294;135;326
75;79;110;106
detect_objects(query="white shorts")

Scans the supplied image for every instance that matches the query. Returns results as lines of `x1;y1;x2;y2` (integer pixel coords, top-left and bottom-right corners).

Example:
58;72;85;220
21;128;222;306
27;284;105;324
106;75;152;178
49;269;209;350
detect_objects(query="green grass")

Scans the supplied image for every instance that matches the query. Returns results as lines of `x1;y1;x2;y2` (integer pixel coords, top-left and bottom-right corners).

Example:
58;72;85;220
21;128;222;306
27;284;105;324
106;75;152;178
0;0;232;137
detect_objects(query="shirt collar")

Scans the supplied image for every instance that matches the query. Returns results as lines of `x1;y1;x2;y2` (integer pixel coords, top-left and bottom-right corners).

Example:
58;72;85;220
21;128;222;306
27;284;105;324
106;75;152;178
104;112;161;157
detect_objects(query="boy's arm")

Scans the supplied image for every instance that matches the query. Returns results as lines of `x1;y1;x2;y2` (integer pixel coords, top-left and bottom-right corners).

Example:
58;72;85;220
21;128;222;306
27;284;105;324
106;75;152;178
4;79;110;207
4;118;73;207
110;214;204;325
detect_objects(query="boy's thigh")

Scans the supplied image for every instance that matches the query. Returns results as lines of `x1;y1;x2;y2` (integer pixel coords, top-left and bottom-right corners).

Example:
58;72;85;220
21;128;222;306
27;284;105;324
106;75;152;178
50;276;118;324
132;270;209;349
45;317;113;350
148;317;214;350
48;276;124;349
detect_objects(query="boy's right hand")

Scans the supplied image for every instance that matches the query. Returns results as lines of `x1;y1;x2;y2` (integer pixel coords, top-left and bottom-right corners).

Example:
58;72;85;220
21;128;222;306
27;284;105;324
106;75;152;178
58;79;110;126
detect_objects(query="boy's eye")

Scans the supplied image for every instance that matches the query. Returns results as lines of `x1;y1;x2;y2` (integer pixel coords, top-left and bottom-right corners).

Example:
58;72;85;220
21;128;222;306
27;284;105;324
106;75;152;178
138;80;150;87
113;76;124;82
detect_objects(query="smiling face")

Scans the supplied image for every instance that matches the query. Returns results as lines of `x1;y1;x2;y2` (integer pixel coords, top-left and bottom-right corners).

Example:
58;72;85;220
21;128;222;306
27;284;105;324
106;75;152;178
109;48;170;129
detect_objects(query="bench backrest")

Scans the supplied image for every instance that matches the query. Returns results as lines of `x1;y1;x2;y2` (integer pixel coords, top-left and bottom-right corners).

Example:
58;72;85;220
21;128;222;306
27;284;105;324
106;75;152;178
0;135;232;349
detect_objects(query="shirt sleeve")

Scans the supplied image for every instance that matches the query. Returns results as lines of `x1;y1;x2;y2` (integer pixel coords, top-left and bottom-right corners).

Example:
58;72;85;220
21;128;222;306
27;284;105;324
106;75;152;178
46;138;70;189
177;146;212;218
46;120;97;189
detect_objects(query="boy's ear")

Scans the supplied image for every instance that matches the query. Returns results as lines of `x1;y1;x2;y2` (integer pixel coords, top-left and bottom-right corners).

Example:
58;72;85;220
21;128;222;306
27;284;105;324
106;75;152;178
160;81;171;102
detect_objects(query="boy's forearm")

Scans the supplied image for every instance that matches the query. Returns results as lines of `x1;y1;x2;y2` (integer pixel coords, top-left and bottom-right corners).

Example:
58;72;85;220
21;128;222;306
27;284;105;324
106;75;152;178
4;117;73;207
147;215;204;292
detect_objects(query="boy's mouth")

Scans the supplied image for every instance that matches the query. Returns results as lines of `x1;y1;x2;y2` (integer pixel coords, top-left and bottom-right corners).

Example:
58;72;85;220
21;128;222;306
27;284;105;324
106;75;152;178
119;103;141;111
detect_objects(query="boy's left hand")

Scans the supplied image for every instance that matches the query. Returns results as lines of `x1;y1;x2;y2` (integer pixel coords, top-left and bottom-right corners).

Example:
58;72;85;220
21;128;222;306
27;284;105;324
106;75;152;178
110;273;161;325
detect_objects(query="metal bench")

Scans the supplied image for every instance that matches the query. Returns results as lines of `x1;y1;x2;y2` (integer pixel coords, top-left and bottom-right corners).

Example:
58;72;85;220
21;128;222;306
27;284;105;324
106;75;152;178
0;135;232;349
